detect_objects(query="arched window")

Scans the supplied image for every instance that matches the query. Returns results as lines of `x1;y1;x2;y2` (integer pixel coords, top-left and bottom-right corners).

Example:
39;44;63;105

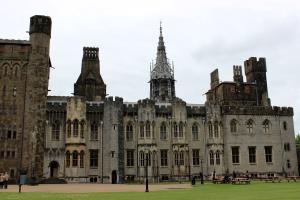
51;120;60;141
214;121;219;138
160;122;167;140
216;150;220;165
145;121;151;138
91;121;98;141
140;122;144;138
208;122;213;138
66;151;70;167
174;122;178;138
4;65;7;76
209;151;214;165
80;151;84;168
283;121;287;131
174;151;179;166
179;151;184;165
146;152;151;166
14;65;19;78
72;151;78;167
73;119;79;137
263;119;270;134
192;123;198;140
140;151;144;166
179;122;184;138
126;123;133;141
80;120;85;138
230;119;237;133
246;119;254;134
67;120;71;138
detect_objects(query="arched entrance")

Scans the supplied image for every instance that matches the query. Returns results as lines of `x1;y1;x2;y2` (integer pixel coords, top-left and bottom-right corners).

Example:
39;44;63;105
49;161;59;178
111;170;117;184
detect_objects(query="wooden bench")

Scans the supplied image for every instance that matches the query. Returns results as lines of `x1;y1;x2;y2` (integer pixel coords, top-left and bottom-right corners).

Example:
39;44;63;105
232;178;250;184
264;177;282;183
213;179;223;184
286;176;298;182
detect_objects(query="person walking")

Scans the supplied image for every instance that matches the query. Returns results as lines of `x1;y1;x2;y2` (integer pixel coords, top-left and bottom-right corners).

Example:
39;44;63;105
0;173;3;189
4;172;9;189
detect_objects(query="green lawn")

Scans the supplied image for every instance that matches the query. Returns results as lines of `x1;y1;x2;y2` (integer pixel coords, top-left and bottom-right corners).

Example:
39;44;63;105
1;182;300;200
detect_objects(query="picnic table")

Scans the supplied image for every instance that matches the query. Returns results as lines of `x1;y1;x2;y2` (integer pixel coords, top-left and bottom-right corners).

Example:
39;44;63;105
231;178;250;184
286;176;298;182
264;177;282;183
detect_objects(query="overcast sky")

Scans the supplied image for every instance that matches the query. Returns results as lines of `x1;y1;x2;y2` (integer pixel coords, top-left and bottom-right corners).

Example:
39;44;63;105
1;0;300;135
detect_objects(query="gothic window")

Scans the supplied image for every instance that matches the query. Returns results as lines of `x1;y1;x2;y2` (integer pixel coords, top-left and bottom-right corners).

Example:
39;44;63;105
2;85;6;97
208;122;213;138
90;122;98;141
214;121;219;138
51;120;60;141
89;149;98;168
66;151;70;167
287;159;291;169
174;151;179;166
146;152;151;166
246;119;254;134
126;150;134;167
72;151;78;167
140;122;144;138
179;151;184;165
73;119;79;137
264;146;272;163
192;149;200;166
67;120;71;138
174;122;178;138
145;121;151;138
179;122;184;138
140;151;145;166
232;146;240;164
14;65;18;78
215;150;220;165
80;120;85;138
80;150;84;168
209;150;214;165
284;143;291;151
126;123;133;141
160;122;167;140
230;119;237;133
160;150;168;167
263;119;270;134
192;123;199;141
248;146;256;164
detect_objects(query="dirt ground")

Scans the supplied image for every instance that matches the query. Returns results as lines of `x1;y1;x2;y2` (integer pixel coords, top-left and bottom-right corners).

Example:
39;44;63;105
0;183;191;193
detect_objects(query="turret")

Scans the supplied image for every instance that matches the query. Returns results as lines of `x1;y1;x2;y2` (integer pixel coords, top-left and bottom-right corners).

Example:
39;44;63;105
22;15;52;180
74;47;106;101
210;69;219;89
244;57;270;106
233;65;243;83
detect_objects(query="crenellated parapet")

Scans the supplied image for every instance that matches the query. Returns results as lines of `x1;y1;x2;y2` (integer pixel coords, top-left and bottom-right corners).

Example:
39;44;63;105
83;47;99;59
221;105;293;116
186;104;206;117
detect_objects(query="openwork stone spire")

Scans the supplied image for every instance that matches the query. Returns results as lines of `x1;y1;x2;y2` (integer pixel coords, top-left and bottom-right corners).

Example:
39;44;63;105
151;22;174;80
150;23;175;102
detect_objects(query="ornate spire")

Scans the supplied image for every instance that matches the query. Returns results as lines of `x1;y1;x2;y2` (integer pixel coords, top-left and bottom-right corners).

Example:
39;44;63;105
149;23;176;102
151;22;174;80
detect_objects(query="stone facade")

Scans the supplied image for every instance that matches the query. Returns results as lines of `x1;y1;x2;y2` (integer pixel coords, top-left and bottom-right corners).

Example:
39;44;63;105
0;15;298;184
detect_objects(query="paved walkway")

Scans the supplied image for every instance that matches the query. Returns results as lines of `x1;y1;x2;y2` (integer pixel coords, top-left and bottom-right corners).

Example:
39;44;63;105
0;183;191;193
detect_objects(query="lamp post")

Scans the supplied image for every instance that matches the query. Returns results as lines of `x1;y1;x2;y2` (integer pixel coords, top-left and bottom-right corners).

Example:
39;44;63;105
145;149;149;192
200;158;204;184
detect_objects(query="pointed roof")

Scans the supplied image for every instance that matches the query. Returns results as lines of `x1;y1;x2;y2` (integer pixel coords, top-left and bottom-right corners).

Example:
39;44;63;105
150;22;174;80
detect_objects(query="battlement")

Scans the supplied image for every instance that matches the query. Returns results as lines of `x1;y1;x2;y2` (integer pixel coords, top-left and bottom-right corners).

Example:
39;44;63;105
244;57;266;74
83;47;99;59
138;98;155;106
29;15;52;37
221;105;293;116
105;96;123;103
186;104;206;117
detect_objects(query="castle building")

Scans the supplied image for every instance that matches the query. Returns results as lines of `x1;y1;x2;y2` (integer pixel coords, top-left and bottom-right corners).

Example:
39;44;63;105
0;15;298;183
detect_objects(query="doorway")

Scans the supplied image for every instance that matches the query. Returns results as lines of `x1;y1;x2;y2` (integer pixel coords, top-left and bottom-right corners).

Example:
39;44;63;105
111;170;117;184
49;161;59;178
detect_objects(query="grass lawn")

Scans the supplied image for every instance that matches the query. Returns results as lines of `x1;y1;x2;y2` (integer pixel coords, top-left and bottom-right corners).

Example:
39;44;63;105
0;181;300;200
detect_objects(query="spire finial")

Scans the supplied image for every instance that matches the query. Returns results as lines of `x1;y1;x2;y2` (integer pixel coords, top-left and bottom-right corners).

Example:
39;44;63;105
160;21;162;36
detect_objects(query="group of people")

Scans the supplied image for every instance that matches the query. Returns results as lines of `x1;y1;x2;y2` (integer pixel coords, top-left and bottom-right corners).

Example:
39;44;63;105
0;172;9;189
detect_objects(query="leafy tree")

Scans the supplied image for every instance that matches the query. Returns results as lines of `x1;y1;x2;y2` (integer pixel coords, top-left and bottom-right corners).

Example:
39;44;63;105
296;134;300;149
